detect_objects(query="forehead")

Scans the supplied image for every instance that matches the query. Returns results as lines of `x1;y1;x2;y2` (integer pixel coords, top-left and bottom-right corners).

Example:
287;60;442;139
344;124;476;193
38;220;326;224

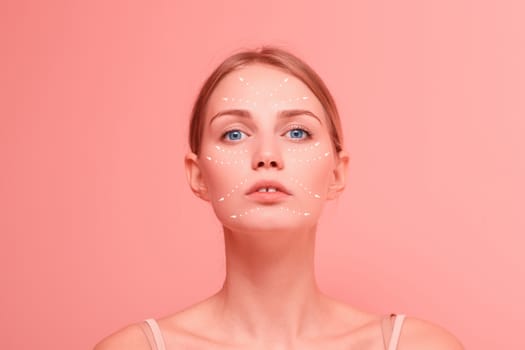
214;64;305;92
206;64;326;121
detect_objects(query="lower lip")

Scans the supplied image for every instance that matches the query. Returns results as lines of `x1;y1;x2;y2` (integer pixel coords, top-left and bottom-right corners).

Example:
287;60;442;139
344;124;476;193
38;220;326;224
245;191;290;203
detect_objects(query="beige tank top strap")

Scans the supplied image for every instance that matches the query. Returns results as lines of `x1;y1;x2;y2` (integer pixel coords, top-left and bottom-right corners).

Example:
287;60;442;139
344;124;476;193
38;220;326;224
139;318;166;350
381;313;406;350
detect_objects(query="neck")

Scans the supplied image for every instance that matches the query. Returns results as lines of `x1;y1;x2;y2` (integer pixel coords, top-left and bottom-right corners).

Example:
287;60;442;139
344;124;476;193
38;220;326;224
215;224;332;346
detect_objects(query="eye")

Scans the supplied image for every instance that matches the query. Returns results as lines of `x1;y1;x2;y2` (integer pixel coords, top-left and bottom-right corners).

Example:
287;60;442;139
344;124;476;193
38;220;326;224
222;129;247;141
284;127;312;140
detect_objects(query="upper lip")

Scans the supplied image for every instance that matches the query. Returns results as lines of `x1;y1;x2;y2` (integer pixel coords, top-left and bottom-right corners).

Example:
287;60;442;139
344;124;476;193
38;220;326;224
245;180;291;195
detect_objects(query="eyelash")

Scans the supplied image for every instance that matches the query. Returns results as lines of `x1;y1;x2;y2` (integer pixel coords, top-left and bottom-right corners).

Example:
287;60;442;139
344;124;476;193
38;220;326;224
221;128;248;142
284;124;313;141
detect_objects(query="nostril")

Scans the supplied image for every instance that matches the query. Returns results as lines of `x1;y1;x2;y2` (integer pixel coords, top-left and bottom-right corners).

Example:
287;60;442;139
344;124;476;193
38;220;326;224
256;160;280;168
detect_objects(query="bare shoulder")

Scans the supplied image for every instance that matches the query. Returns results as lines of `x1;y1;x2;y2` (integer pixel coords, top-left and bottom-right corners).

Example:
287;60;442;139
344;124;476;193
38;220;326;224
399;316;465;350
93;323;150;350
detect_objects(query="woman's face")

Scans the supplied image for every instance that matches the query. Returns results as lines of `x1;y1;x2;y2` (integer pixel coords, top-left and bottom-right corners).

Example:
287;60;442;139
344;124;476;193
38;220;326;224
186;63;348;233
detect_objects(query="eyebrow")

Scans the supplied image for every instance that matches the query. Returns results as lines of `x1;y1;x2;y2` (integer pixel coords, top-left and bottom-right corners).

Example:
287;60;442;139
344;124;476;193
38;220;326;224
209;109;322;126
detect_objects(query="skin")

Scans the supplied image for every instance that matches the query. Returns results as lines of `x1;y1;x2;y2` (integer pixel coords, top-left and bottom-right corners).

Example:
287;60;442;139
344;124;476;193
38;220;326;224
94;64;465;350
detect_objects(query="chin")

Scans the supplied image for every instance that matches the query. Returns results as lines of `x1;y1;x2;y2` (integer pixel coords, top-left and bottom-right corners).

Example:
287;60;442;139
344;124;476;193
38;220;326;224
219;212;319;234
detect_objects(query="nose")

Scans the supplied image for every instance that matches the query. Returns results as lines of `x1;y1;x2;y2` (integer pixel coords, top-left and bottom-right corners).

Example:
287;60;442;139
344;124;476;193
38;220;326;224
252;141;284;170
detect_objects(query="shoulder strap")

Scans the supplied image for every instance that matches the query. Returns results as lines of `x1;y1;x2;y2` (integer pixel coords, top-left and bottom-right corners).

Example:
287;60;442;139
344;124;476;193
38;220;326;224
141;318;166;350
387;314;406;350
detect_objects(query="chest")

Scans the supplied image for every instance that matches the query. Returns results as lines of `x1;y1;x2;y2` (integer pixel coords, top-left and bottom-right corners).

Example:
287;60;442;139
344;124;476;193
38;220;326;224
162;328;388;350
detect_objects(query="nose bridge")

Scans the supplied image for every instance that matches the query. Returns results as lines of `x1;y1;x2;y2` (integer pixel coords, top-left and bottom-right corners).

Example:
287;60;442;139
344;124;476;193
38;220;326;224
252;128;283;170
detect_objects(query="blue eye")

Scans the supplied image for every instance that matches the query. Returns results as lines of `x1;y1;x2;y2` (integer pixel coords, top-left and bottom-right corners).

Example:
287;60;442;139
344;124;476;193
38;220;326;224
223;129;246;141
286;128;311;140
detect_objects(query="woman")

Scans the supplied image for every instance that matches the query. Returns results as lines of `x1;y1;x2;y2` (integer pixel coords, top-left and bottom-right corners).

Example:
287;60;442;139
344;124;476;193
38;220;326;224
95;46;464;350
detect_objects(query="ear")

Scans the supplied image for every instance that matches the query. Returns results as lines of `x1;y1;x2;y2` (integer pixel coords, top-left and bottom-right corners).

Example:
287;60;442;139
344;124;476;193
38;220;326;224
327;150;350;200
184;152;210;201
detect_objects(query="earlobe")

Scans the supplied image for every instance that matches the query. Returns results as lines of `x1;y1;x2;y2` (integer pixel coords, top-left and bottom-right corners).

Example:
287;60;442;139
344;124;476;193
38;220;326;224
184;152;210;201
327;150;350;200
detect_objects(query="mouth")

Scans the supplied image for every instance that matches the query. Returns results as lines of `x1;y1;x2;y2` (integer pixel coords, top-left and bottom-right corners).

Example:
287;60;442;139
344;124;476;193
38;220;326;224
245;180;291;204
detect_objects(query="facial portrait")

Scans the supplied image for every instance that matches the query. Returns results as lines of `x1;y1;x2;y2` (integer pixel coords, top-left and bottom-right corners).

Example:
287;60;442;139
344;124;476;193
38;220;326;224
185;64;348;234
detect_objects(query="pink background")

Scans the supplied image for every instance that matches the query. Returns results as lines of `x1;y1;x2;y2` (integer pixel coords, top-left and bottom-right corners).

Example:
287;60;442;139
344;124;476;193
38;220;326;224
2;0;524;349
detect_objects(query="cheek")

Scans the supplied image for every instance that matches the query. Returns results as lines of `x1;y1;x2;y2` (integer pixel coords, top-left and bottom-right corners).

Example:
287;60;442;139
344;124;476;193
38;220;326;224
201;145;251;199
284;142;334;193
203;145;250;166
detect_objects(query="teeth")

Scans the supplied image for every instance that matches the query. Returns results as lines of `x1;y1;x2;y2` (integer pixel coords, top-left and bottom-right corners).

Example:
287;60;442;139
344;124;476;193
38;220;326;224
257;187;278;193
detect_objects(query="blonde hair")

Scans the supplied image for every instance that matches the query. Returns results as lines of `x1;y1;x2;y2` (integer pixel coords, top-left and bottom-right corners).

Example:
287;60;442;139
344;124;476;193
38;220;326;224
189;46;344;155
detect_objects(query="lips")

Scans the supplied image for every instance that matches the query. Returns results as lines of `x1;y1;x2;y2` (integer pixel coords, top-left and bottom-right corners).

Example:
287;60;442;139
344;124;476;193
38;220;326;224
245;180;291;195
245;180;291;204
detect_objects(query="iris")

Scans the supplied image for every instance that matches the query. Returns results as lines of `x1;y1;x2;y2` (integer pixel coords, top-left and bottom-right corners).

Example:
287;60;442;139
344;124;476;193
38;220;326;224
286;128;310;140
224;130;245;141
